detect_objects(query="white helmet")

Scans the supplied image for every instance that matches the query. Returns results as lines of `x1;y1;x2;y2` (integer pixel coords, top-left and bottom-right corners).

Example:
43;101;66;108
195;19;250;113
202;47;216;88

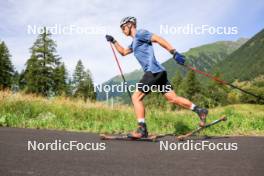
120;16;137;28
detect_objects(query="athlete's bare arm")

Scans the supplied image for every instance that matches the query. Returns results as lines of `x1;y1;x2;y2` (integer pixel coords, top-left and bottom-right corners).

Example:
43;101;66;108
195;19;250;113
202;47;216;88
151;34;175;52
113;42;132;56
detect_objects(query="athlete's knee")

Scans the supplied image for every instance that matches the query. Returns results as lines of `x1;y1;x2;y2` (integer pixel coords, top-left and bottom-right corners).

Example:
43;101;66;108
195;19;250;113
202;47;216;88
132;92;143;103
164;91;177;102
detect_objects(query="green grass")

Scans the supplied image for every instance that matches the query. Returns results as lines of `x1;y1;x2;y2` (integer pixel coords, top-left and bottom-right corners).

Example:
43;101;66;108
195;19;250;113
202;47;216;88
0;91;264;136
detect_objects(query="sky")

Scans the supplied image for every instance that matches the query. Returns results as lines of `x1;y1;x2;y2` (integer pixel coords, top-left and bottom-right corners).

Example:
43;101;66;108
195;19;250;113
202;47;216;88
0;0;264;84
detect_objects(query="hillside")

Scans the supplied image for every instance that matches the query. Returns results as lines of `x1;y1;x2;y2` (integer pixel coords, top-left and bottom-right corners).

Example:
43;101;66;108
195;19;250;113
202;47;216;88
163;38;247;79
215;29;264;82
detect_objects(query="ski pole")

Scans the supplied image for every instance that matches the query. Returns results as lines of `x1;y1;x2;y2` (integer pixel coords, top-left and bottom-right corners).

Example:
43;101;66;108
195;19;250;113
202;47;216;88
109;42;133;104
181;64;264;102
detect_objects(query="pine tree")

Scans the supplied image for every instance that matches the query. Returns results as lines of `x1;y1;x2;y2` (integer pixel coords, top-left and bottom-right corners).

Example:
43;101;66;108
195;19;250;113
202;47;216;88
24;52;41;93
171;70;183;92
73;60;85;86
0;41;14;89
170;71;183;110
205;72;228;107
73;60;96;101
181;70;201;100
81;70;96;102
24;27;63;96
53;63;68;95
73;60;85;96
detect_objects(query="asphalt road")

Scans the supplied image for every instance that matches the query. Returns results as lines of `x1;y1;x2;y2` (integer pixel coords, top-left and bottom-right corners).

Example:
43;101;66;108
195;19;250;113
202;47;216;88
0;127;263;176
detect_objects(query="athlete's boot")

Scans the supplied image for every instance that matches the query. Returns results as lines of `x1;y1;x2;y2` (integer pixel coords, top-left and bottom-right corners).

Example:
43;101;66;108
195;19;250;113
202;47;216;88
193;106;208;127
127;122;148;138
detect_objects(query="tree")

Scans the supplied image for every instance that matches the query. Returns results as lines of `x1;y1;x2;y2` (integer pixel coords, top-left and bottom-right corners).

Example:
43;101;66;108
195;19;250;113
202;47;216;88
204;72;229;107
239;76;264;104
53;63;68;95
181;70;201;100
170;71;183;110
24;27;66;96
24;52;41;93
0;41;14;89
73;60;85;89
73;60;85;97
80;70;96;102
72;60;96;101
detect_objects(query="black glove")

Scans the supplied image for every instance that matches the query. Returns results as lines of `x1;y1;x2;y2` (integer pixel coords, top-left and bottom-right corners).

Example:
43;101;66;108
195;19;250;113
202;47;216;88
105;35;116;44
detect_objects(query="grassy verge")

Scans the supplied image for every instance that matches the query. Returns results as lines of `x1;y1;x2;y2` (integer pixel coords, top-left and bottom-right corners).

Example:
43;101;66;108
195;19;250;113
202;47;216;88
0;91;263;136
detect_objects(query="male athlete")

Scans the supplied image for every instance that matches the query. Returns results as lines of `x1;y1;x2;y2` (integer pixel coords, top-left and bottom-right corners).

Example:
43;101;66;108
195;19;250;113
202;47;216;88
106;16;208;138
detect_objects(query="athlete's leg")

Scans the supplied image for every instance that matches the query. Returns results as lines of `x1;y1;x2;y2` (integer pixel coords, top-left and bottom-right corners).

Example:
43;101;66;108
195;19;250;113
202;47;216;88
128;90;148;138
163;90;208;127
128;71;152;138
132;90;146;120
163;90;193;109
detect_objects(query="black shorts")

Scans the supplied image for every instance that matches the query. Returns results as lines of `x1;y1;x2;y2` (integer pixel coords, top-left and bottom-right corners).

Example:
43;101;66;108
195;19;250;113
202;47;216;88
137;71;173;94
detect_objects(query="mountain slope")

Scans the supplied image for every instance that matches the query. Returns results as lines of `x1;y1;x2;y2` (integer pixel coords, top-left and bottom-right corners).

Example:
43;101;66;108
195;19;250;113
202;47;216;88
215;29;264;82
163;38;247;79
